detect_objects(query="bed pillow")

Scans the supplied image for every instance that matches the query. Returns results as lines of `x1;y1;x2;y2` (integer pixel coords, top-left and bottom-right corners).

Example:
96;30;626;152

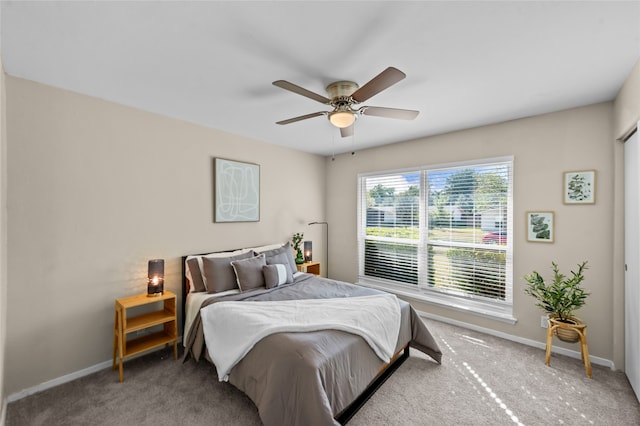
260;242;298;276
231;254;266;292
185;248;252;292
186;258;207;292
263;264;293;289
202;251;256;293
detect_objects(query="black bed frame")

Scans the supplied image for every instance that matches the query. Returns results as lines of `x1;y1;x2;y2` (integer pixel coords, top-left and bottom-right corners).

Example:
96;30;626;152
180;253;409;425
335;346;409;424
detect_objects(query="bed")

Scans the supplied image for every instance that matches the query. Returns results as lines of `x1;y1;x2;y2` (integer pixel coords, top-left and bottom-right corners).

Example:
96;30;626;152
181;243;442;425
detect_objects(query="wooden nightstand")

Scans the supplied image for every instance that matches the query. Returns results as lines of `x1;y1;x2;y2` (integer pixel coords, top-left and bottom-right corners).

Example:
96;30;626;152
296;261;320;275
112;290;177;383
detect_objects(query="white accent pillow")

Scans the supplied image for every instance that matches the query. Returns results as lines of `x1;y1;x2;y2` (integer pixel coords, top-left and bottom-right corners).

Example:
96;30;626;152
263;264;293;289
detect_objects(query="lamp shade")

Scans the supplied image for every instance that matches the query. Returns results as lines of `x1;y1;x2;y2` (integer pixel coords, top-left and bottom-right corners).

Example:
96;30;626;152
147;259;164;296
329;111;355;128
304;241;312;262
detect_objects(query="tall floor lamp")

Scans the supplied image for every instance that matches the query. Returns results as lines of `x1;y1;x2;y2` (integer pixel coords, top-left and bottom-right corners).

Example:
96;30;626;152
308;221;328;277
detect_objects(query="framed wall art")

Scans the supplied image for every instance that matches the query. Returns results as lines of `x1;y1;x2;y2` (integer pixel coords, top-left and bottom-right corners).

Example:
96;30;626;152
213;158;260;222
563;170;596;204
526;211;554;243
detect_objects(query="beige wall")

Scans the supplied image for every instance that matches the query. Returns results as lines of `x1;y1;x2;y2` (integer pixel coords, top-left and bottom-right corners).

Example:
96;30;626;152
0;54;7;420
326;103;618;363
4;76;326;395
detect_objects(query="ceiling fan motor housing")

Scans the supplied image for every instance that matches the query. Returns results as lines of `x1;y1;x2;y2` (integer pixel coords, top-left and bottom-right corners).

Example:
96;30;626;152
326;81;360;126
326;81;359;101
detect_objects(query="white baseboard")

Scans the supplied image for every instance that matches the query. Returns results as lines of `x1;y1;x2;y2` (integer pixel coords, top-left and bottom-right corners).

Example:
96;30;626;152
7;334;184;403
7;359;112;403
417;309;616;370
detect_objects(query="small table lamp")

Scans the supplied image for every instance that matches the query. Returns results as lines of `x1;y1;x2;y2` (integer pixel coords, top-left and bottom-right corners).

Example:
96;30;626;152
147;259;164;296
304;241;312;262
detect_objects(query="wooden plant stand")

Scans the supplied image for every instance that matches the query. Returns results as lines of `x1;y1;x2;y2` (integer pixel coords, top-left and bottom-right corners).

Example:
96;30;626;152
545;318;592;378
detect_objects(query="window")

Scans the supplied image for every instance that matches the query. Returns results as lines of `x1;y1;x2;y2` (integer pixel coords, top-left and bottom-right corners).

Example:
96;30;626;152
358;158;513;320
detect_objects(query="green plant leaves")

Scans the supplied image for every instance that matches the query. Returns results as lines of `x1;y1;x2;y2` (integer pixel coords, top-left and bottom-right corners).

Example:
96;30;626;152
523;261;589;321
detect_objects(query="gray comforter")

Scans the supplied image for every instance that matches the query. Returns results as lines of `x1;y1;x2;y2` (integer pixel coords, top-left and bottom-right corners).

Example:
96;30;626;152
184;274;442;426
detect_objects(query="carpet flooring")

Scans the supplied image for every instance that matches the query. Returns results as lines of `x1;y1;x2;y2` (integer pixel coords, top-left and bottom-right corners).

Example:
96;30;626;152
6;318;640;425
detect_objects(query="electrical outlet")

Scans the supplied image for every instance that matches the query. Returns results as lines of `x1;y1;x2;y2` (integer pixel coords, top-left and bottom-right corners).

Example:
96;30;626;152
540;315;548;328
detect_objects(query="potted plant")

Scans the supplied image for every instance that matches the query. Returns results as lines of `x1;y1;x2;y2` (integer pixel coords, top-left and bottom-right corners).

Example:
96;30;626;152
524;261;590;342
292;232;304;264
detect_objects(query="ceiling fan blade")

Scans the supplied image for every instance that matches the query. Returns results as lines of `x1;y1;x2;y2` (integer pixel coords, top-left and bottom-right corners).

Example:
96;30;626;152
351;67;406;103
273;80;331;104
276;111;326;125
340;125;354;138
361;106;419;120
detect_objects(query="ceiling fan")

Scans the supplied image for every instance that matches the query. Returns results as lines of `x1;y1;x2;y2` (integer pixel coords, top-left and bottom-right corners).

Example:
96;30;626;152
273;67;419;137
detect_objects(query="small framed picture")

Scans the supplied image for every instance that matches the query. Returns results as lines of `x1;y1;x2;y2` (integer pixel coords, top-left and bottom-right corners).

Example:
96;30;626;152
564;170;596;204
526;211;554;243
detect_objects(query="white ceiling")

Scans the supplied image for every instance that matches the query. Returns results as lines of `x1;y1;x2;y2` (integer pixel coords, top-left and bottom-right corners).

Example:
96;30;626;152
2;1;639;156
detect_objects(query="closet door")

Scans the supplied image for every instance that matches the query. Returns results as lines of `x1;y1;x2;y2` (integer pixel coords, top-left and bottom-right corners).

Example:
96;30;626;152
624;125;640;401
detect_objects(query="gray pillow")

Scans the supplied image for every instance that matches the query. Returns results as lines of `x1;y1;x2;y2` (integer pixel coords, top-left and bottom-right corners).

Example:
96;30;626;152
202;251;255;293
263;264;293;289
187;258;206;293
232;254;266;292
261;242;297;276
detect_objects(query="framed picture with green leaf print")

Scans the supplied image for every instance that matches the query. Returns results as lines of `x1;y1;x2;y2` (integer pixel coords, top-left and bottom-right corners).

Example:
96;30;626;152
563;170;596;204
526;211;554;243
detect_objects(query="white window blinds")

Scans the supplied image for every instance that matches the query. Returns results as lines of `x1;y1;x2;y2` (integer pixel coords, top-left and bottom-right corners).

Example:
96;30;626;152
361;171;420;285
358;158;513;313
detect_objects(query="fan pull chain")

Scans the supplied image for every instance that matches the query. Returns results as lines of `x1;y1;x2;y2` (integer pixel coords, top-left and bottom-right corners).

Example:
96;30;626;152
351;122;356;156
331;132;336;161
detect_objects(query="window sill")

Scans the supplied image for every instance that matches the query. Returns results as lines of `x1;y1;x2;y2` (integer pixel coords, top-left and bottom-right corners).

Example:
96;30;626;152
357;278;517;325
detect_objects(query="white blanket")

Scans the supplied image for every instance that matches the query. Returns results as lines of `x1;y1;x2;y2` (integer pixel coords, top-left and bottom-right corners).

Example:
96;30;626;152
200;294;401;381
182;289;240;346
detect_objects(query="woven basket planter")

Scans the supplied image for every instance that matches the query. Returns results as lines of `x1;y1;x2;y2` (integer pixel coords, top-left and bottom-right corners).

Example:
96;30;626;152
549;316;582;343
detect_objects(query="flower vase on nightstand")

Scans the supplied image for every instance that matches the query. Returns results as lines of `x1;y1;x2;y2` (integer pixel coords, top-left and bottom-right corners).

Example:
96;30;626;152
295;249;304;264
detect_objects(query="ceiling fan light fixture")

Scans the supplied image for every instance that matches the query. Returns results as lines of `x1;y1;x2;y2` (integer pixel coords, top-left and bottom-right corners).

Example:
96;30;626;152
329;111;355;128
274;67;417;136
